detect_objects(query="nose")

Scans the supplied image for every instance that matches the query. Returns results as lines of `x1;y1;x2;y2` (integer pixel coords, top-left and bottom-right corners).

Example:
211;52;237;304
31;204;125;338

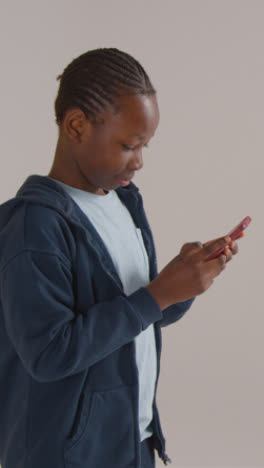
129;149;143;171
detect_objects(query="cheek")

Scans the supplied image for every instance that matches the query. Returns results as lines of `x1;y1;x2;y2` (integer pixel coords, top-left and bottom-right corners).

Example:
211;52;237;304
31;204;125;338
78;139;129;177
102;150;129;174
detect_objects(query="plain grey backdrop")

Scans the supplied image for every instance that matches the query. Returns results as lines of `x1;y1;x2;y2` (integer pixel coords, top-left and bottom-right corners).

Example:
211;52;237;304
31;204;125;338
0;1;263;466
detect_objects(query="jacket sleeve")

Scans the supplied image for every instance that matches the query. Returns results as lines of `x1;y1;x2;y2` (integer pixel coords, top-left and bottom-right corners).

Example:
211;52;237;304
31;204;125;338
1;250;163;383
157;298;195;327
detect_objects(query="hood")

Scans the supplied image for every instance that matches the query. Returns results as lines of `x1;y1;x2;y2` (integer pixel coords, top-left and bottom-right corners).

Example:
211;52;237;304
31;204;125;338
0;175;141;265
0;174;140;228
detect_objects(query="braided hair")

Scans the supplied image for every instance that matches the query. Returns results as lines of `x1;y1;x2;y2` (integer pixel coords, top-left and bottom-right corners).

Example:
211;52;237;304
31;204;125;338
54;48;156;125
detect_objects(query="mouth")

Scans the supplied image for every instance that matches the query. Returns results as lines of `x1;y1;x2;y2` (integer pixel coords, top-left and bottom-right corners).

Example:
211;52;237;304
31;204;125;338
118;173;134;187
119;179;132;187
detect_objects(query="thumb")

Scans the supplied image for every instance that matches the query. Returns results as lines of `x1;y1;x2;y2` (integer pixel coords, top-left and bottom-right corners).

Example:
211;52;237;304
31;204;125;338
193;236;231;262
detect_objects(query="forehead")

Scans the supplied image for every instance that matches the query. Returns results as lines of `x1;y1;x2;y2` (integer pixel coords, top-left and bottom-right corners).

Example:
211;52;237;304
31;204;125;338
100;94;160;138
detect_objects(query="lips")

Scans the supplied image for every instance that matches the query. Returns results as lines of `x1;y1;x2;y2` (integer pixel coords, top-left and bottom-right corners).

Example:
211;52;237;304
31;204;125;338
119;179;131;187
118;173;134;186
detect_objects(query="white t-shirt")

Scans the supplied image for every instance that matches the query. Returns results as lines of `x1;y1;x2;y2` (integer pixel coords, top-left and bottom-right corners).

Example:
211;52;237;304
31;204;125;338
52;180;157;442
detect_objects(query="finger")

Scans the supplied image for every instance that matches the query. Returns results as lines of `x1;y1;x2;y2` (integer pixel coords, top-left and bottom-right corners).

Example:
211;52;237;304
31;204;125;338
229;240;239;255
202;251;227;276
180;241;203;258
194;236;231;262
218;253;228;271
203;238;221;248
204;232;245;249
224;246;233;263
236;231;245;239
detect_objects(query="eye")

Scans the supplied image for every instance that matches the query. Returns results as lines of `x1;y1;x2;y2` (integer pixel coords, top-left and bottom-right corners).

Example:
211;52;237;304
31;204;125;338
122;144;135;151
122;143;149;151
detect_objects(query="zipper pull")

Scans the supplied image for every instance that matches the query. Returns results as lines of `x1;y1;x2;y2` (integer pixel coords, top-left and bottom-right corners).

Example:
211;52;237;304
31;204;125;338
161;452;172;465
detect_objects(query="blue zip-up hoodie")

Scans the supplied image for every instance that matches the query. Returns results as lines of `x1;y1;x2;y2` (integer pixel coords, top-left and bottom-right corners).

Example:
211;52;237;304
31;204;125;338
0;175;194;468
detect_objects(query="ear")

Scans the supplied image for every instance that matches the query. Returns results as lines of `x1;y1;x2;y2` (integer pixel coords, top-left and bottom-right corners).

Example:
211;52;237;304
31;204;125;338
62;108;92;143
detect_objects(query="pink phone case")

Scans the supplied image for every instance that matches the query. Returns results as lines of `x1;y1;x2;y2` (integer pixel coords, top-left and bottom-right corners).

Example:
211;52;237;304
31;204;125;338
208;216;251;260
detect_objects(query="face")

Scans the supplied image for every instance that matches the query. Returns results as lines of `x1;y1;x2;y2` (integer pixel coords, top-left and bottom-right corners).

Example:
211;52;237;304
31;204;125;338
62;93;160;195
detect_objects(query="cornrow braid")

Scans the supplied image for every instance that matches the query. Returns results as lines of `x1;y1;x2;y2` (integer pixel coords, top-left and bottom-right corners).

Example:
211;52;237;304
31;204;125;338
54;47;155;125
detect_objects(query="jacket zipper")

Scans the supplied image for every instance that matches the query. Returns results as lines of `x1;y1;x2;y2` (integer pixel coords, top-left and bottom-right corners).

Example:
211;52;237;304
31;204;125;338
152;324;172;466
152;402;172;465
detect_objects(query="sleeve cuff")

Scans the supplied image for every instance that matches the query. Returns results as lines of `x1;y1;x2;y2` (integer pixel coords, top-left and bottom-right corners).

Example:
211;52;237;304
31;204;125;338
128;287;163;330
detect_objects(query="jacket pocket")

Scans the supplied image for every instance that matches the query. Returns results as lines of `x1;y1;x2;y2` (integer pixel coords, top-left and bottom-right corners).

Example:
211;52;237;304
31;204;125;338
63;385;137;468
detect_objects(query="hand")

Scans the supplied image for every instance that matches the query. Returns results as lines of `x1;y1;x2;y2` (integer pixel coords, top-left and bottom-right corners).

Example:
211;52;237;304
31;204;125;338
146;236;234;310
204;231;244;263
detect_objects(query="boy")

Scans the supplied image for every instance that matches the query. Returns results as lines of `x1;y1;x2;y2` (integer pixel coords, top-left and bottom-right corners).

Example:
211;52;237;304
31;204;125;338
0;48;238;468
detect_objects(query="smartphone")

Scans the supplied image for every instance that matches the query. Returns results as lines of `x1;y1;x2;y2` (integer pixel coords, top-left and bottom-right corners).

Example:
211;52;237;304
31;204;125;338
208;216;252;260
